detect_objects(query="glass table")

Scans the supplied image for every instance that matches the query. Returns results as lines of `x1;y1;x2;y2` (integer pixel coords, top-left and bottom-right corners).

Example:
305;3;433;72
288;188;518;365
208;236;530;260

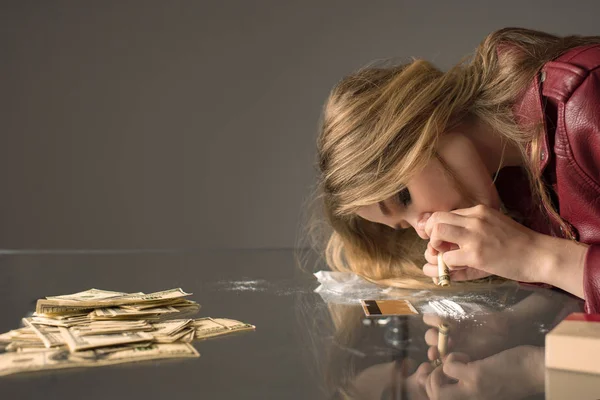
0;249;597;399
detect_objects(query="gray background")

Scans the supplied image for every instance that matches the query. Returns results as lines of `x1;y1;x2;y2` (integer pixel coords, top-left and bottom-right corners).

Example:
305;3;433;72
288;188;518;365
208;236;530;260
2;0;600;250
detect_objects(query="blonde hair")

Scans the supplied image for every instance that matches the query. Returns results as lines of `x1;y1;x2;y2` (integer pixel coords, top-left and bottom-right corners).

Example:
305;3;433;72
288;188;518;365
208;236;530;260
314;27;600;288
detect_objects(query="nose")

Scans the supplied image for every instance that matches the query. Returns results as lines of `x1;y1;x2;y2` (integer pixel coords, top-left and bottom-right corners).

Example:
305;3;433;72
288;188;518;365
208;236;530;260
389;212;431;239
412;213;432;239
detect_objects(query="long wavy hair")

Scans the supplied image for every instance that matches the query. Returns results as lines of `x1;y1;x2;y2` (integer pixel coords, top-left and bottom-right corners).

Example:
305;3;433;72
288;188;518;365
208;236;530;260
312;27;600;288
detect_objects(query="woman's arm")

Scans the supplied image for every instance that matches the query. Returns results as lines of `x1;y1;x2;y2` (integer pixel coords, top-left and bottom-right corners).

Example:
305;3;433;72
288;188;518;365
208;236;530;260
422;205;589;299
536;234;588;299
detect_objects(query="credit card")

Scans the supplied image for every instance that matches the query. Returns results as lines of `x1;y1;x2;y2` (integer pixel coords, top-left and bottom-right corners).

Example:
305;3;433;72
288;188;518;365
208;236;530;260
360;299;418;317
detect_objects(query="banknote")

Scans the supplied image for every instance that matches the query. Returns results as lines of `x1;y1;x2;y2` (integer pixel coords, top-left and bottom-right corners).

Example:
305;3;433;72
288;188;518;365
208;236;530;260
46;289;132;301
91;306;179;319
0;287;254;377
152;328;195;344
22;319;66;348
72;322;153;336
213;318;256;332
192;317;256;340
31;316;90;328
59;327;154;352
37;288;192;308
151;319;193;337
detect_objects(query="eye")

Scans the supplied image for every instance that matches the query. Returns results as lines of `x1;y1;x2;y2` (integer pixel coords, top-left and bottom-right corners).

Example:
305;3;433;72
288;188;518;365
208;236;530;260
396;188;411;207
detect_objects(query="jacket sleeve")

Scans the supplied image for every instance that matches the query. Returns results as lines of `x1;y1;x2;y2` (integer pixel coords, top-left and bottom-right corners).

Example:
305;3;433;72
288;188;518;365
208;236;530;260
543;46;600;313
584;245;600;313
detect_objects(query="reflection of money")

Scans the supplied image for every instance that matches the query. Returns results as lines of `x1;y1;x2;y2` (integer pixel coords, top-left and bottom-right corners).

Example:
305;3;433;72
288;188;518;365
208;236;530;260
0;343;199;377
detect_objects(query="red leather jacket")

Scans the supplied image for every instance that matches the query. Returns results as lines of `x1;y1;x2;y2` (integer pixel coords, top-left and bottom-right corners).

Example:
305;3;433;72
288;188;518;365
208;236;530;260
500;44;600;313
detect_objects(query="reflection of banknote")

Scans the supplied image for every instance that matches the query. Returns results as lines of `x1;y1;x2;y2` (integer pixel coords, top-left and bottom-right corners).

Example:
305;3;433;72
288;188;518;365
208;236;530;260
0;343;199;377
59;328;154;352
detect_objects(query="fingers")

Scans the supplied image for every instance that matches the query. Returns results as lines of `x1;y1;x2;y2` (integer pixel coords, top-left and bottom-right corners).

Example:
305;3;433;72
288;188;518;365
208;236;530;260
424;242;438;264
425;328;438;346
428;345;439;361
423;313;445;327
442;352;471;380
422;263;439;278
450;204;493;218
416;362;434;388
429;224;470;251
425;363;446;400
425;212;470;238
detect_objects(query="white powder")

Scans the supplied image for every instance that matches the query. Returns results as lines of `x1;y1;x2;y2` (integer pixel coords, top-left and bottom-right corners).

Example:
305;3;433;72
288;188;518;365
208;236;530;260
220;279;268;292
419;299;481;319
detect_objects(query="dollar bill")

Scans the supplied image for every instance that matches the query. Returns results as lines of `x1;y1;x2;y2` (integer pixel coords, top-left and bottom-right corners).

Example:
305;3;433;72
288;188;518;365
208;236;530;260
0;343;199;377
92;306;179;318
38;288;191;308
212;318;256;332
191;317;255;340
179;330;195;343
151;319;193;336
22;319;66;348
0;328;38;343
72;322;153;336
35;303;97;316
5;341;48;352
120;298;198;311
152;327;195;344
59;327;154;352
31;316;90;328
46;289;133;301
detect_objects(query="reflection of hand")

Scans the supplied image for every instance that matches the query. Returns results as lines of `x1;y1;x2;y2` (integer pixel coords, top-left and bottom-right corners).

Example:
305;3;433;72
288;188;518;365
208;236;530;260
423;313;514;361
425;345;545;400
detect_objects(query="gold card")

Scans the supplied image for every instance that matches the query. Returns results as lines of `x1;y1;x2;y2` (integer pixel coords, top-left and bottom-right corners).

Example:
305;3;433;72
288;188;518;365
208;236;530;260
360;299;418;317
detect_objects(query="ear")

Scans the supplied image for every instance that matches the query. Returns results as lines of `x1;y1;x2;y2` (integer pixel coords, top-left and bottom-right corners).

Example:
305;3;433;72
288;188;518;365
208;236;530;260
436;133;501;209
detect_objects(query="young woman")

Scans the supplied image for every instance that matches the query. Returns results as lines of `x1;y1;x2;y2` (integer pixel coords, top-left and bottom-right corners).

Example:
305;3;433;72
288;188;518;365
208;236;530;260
316;28;600;313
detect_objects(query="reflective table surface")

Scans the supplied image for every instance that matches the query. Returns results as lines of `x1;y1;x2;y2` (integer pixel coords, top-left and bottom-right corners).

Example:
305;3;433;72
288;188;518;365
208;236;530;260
0;249;597;399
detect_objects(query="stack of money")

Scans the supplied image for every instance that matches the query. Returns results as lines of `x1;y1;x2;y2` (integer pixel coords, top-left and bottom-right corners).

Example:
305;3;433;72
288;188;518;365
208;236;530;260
0;288;255;377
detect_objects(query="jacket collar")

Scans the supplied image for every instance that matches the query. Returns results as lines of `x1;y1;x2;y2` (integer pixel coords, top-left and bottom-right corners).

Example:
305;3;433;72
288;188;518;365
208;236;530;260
512;72;550;173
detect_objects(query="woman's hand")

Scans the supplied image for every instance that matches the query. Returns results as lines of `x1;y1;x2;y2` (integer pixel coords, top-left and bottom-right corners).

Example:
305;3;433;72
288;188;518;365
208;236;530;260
424;346;545;400
422;204;549;284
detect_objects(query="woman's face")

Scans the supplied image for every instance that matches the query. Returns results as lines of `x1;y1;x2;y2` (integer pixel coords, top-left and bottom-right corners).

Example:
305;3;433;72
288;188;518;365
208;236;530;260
355;132;501;239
